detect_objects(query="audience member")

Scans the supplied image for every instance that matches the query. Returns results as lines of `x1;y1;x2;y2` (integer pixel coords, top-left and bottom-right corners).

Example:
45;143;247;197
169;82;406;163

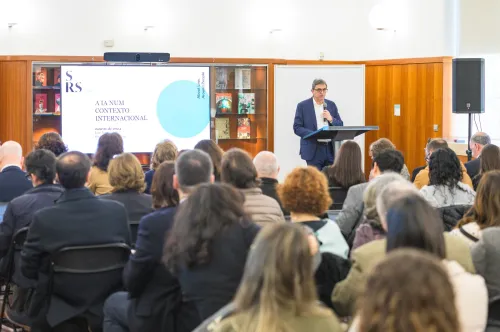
163;183;261;321
411;138;433;182
420;148;475;208
213;223;343;332
0;141;33;202
88;132;124;195
332;184;475;317
383;195;487;331
472;227;500;300
194;139;224;182
104;152;214;332
253;151;288;215
414;138;473;189
336;149;404;246
351;172;407;251
221;148;284;225
100;153;153;227
354;249;460;332
278;166;348;258
369;138;410;180
472;144;500;190
35;132;68;157
21;151;131;331
145;139;178;194
451;170;500;246
466;132;491;180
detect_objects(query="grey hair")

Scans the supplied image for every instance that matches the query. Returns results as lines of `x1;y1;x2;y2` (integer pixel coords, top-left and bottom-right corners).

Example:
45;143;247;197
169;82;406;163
253;151;278;178
312;79;327;90
363;173;407;221
471;132;491;146
376;181;422;227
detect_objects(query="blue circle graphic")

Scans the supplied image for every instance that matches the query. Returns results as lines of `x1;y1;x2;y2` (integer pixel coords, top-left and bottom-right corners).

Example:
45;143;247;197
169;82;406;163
156;80;209;138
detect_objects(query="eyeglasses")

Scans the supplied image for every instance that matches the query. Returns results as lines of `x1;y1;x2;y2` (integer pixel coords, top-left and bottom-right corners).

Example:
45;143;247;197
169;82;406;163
314;88;328;93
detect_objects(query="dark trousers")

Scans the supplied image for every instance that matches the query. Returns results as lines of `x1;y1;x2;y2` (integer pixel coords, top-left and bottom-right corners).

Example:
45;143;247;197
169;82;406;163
306;143;334;170
31;315;99;332
103;292;130;332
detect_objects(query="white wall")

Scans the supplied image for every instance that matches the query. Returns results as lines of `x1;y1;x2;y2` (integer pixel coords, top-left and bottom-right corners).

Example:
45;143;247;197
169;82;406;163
0;0;456;60
449;0;500;144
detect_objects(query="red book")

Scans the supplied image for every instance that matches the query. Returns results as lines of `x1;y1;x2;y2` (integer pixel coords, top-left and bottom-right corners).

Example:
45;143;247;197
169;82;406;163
34;94;48;114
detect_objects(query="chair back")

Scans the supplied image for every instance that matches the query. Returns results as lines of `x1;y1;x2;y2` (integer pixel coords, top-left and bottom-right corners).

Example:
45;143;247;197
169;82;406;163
0;227;29;280
328;187;347;210
488;295;500;329
437;204;473;231
0;203;7;223
129;221;140;247
51;243;130;274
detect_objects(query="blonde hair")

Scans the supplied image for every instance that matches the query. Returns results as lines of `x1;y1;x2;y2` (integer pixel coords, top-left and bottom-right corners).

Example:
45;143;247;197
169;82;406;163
108;153;146;193
220;223;333;332
150;140;178;170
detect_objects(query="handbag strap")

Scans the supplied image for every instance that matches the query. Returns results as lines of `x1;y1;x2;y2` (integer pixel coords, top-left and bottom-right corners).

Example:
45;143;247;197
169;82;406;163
459;226;480;243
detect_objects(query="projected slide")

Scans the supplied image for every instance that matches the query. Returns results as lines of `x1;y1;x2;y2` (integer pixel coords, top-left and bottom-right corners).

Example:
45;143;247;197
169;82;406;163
61;65;210;153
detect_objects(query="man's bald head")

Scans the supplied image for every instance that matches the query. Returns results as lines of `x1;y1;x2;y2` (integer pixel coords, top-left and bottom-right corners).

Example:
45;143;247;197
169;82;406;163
253;151;279;179
56;151;91;189
0;141;23;168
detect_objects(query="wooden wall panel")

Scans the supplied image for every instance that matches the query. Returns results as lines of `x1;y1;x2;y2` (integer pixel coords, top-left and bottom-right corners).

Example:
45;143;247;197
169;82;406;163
0;61;31;154
364;60;449;176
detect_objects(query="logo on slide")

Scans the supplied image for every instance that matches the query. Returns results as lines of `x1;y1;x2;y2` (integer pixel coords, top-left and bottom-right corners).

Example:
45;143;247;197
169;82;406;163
156;80;209;138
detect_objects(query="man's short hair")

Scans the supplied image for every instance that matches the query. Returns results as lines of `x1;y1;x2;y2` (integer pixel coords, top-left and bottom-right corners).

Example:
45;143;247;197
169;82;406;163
373;150;404;173
56;151;92;189
175;149;213;192
471;132;491;146
25;149;57;184
312;78;327;90
221;148;259;189
426;138;448;152
370;138;396;159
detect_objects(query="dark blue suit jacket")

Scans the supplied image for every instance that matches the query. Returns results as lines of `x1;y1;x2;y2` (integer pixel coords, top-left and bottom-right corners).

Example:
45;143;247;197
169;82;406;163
0;166;33;202
293;98;343;161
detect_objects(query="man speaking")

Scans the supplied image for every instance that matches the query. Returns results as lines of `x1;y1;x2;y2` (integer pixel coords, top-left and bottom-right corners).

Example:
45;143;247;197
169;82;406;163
293;79;343;170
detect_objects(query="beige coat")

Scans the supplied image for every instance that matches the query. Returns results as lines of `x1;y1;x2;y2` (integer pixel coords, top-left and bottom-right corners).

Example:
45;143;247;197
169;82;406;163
414;162;473;190
331;233;476;317
87;166;113;196
241;188;285;226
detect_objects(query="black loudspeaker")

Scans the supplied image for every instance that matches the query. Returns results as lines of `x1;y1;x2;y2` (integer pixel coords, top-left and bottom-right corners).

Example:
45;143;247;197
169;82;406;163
103;52;171;63
452;58;485;113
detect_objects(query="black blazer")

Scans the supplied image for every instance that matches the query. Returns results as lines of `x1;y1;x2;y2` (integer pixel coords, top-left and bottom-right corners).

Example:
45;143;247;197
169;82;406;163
123;206;199;332
0;166;33;202
259;178;288;215
21;188;131;327
465;158;480;181
100;190;154;223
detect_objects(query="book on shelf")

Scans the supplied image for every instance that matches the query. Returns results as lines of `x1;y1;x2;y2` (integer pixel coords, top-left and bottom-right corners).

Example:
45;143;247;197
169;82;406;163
54;93;61;115
34;67;48;87
235;68;251;89
216;93;232;114
34;93;50;114
215;118;230;139
54;68;61;87
238;93;255;114
216;67;229;89
237;118;251;139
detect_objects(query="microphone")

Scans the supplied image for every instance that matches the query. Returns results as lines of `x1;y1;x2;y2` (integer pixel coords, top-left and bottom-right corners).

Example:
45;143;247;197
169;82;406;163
323;102;328;125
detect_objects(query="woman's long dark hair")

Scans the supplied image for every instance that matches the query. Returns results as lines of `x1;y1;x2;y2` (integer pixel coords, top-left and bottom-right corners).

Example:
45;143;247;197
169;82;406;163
163;183;249;272
480;144;500;174
428;147;463;190
385;194;446;259
323;140;365;188
194;139;224;181
93;132;124;172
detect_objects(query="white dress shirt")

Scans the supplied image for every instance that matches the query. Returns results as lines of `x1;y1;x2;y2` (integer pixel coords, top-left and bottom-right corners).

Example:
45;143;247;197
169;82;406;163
314;100;330;142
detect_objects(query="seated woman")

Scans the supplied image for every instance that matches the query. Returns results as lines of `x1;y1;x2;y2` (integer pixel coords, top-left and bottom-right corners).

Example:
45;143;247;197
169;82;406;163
35;132;67;157
322;141;365;208
100;153;153;229
163;183;261;321
88;132;124;195
420;147;475;208
213;223;343;332
450;170;500;246
472;144;500;190
353;249;460;332
472;227;500;301
221;148;284;225
145;139;178;194
332;182;476;318
351;172;407;251
195;139;224;182
279;166;349;259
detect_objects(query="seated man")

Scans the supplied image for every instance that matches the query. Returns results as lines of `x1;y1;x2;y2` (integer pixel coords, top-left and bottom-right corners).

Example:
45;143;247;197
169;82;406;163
21;151;131;331
465;132;490;180
253;151;288;216
336;150;404;246
414;138;472;190
0;141;33;202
